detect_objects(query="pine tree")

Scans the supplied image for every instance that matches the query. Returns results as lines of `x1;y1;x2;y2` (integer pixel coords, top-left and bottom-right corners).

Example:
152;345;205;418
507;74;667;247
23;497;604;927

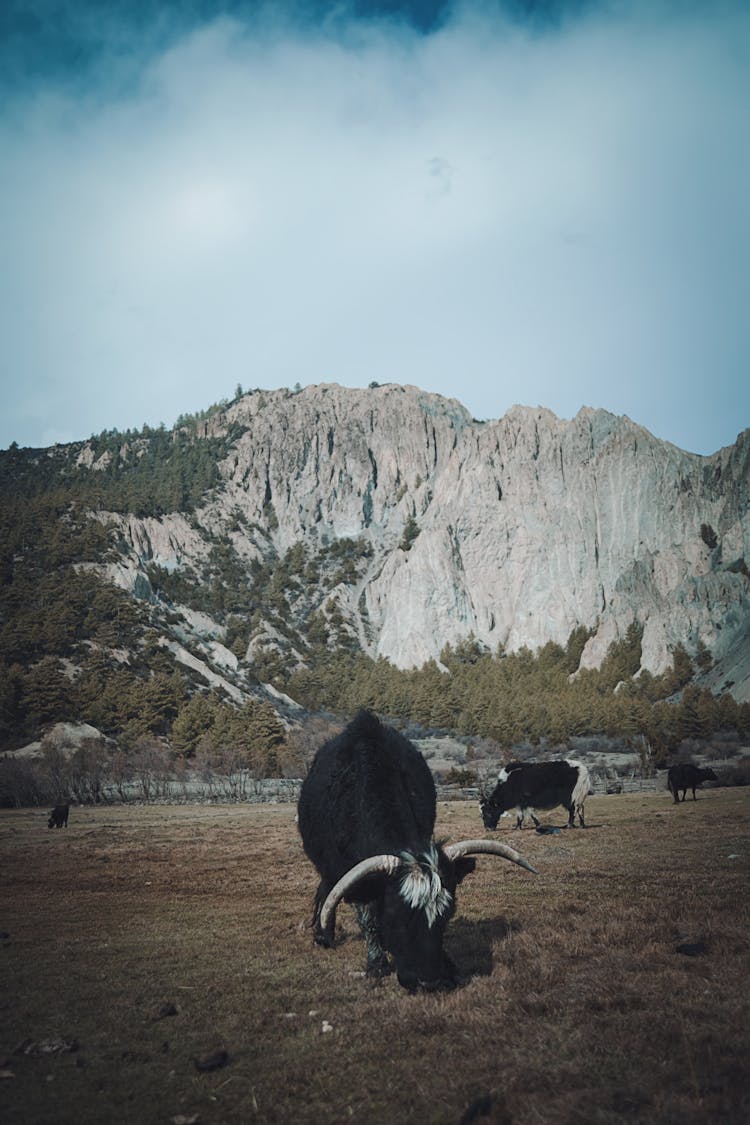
143;672;185;736
0;661;22;745
171;694;219;757
20;657;73;732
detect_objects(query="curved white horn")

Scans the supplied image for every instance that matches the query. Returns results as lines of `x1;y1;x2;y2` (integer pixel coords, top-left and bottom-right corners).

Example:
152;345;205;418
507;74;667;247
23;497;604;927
320;854;403;932
444;838;538;875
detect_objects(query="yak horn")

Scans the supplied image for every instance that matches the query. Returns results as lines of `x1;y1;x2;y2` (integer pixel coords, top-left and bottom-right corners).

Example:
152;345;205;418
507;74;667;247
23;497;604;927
445;838;538;875
319;854;403;932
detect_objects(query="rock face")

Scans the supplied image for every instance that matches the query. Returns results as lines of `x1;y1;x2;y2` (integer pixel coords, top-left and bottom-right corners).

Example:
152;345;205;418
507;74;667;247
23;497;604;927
90;384;750;699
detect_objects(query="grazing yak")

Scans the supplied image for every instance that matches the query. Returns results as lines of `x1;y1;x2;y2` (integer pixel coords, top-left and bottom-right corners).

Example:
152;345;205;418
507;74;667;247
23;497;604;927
297;710;537;992
481;760;591;830
48;804;70;829
667;763;718;804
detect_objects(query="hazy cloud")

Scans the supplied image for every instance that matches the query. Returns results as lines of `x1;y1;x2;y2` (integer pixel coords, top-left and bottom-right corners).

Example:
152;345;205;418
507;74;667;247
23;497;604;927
1;0;748;453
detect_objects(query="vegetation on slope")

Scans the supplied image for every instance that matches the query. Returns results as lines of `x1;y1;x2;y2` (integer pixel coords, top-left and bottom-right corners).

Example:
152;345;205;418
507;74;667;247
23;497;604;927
1;414;748;784
280;625;748;762
1;416;245;518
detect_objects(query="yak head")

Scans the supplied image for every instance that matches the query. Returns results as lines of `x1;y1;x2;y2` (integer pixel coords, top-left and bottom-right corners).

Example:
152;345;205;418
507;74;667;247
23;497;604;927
318;839;537;992
378;845;475;991
480;765;527;830
479;792;510;830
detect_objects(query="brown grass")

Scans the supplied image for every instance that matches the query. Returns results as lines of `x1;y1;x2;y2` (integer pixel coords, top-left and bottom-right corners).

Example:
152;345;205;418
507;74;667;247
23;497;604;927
1;789;748;1125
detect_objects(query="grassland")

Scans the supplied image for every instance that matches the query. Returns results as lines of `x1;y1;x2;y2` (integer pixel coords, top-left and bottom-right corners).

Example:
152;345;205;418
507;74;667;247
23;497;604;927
1;788;748;1125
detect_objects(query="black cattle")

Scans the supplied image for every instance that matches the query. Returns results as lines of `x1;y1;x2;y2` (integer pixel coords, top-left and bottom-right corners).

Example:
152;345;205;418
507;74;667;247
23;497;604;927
297;709;537;992
48;804;69;829
481;759;591;830
667;764;718;804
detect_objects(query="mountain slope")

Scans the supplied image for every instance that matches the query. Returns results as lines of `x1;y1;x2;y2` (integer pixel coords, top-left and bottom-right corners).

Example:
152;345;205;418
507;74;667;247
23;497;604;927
1;380;748;762
90;383;749;698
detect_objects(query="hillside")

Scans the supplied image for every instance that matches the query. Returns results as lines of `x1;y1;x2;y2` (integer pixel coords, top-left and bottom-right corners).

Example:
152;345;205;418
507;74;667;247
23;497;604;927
1;383;749;760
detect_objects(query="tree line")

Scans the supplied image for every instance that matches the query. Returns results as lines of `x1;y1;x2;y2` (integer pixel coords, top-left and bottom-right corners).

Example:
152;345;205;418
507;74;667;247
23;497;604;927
280;625;749;764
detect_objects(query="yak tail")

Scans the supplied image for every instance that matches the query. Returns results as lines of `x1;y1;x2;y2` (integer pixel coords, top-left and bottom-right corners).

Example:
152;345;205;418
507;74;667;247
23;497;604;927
568;761;591;810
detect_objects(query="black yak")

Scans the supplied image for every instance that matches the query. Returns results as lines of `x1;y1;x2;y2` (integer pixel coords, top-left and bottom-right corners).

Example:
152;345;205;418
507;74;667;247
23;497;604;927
297;710;536;992
48;804;69;829
667;764;718;803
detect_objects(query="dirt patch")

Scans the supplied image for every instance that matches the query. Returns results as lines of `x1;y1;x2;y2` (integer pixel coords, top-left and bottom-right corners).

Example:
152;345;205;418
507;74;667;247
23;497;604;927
1;791;748;1124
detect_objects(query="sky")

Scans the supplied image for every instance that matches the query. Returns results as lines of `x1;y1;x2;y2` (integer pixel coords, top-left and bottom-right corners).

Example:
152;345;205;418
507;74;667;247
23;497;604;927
1;0;748;457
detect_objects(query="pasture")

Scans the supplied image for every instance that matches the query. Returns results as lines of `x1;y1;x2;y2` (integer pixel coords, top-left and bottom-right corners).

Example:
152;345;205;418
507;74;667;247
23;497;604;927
1;788;748;1124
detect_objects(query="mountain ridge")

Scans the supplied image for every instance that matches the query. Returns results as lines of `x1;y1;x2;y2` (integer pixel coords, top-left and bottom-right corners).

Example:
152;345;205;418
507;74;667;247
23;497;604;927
147;382;748;695
2;382;749;728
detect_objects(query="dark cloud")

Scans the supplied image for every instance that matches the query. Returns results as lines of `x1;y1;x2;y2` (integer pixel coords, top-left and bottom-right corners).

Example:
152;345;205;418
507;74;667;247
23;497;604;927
0;0;593;95
1;1;748;453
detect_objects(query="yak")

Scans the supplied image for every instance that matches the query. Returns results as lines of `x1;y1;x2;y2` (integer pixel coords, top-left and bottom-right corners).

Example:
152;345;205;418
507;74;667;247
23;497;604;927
480;760;591;830
297;710;536;992
667;763;718;804
48;804;70;829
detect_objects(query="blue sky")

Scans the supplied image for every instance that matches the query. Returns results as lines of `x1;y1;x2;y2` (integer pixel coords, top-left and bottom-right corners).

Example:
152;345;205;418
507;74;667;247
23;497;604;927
1;0;748;455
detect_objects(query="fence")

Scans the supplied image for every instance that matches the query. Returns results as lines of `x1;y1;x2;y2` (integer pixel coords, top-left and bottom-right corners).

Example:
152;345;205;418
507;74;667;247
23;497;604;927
1;765;666;808
591;776;661;794
98;775;304;804
443;776;662;802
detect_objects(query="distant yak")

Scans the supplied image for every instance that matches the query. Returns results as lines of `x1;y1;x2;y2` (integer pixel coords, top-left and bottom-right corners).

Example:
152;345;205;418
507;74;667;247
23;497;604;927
48;804;70;829
667;764;718;804
481;760;591;830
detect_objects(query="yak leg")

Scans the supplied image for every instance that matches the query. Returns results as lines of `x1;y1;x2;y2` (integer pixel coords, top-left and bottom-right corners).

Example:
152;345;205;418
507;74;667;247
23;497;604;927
355;904;391;978
529;809;541;828
691;787;697;801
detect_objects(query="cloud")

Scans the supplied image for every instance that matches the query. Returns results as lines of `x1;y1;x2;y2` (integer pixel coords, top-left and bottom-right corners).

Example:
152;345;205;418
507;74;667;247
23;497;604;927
1;1;748;453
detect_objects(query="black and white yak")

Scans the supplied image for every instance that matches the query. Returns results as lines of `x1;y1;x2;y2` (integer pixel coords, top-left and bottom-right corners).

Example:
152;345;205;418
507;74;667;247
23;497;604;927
667;763;718;804
48;804;70;829
480;760;591;830
297;710;537;992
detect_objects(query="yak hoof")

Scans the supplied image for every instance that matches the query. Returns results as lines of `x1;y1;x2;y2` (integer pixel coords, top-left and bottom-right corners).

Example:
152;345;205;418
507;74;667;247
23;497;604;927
366;956;392;979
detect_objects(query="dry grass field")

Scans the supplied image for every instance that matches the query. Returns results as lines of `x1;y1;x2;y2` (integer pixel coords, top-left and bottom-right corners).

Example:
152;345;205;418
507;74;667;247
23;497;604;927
1;787;748;1125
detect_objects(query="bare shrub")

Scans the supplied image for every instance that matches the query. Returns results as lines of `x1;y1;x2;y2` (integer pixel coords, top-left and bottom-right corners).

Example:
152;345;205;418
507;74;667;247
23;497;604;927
465;735;502;761
709;732;741;760
67;739;112;804
628;733;656;776
39;740;70;801
283;716;342;777
718;759;750;787
505;742;536;763
444;766;478;787
109;749;135;802
129;737;173;801
194;741;260;800
676;737;706;759
0;757;52;807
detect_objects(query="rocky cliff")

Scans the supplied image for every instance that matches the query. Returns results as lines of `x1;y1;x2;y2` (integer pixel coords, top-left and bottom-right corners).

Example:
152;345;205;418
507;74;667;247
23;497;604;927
92;383;749;700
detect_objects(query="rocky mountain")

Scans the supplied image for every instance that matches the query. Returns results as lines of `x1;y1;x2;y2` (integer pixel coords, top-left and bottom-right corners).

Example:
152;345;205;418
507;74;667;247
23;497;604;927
74;382;749;702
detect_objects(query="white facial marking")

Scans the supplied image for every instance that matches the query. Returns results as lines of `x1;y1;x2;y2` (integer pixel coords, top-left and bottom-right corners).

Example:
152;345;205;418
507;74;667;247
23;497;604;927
398;847;453;928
